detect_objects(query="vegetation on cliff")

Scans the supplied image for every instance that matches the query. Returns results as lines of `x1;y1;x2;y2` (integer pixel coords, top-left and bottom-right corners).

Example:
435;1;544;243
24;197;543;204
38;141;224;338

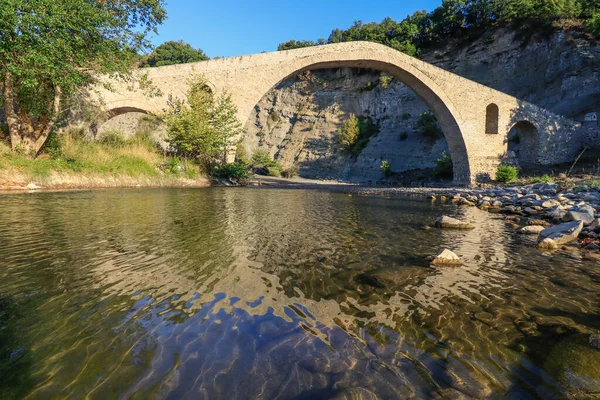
278;0;600;56
0;0;167;157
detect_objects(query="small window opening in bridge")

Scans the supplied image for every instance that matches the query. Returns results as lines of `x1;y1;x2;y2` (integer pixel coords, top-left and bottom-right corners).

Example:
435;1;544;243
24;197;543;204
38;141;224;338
485;104;499;135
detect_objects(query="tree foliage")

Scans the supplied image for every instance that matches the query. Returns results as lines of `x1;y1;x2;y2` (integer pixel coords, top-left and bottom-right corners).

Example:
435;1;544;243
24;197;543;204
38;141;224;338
277;0;600;56
162;75;241;170
0;0;167;156
141;40;209;67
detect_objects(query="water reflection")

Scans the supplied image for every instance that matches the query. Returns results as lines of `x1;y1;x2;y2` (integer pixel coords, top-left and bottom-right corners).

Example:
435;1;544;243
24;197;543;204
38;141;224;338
0;188;598;399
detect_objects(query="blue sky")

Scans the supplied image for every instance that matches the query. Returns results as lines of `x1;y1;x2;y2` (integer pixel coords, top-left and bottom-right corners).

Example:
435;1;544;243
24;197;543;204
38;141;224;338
150;0;442;58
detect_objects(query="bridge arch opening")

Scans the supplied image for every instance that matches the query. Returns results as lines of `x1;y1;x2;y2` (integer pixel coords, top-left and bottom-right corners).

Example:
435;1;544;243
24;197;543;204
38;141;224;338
508;121;539;171
96;106;167;148
241;61;470;184
485;104;499;135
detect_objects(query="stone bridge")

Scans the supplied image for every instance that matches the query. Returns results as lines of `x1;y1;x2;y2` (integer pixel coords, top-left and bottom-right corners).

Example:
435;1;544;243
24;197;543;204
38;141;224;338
93;41;585;185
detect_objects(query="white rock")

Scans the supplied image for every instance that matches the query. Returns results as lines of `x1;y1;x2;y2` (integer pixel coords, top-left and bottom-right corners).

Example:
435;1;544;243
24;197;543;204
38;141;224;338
537;221;584;248
434;216;475;230
432;249;463;266
26;183;40;190
519;225;545;235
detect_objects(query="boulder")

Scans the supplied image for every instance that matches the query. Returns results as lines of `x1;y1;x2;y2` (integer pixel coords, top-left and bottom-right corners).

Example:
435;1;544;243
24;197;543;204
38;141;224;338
434;216;475;230
537;221;584;249
518;225;545;235
542;199;561;209
432;249;463;266
566;204;596;225
528;219;551;228
589;218;600;233
547;206;567;221
26;183;40;190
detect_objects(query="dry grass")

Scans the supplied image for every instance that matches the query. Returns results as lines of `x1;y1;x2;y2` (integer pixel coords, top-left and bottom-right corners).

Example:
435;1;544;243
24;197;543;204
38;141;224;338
0;131;209;189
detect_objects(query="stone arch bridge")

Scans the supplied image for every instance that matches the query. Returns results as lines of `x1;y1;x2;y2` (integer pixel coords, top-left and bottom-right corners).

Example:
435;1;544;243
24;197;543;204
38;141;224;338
93;41;585;185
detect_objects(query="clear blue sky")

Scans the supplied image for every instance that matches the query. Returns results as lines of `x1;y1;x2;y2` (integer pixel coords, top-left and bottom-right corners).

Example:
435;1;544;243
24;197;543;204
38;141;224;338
150;0;442;58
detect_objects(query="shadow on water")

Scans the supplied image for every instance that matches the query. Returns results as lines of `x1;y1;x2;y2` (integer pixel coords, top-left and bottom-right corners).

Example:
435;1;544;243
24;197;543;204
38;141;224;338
0;295;33;400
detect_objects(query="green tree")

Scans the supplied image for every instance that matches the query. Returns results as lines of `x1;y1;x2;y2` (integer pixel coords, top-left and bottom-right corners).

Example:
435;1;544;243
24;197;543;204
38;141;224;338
163;75;241;170
277;40;320;51
0;0;167;156
141;40;209;67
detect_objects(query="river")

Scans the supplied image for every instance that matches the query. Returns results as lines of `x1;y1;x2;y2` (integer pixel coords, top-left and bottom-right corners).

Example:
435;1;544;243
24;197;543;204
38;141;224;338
0;188;598;399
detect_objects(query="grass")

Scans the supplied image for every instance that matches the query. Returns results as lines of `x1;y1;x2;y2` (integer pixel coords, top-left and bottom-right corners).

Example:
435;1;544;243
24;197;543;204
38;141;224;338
0;129;206;188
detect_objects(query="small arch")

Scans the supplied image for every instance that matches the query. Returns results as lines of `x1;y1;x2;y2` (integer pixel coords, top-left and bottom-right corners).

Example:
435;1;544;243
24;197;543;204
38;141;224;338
485;104;499;135
508;121;539;170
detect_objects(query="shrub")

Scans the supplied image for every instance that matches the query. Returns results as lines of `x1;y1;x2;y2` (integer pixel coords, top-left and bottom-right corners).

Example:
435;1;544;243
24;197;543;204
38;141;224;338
529;174;553;184
496;165;518;183
100;130;126;146
401;113;411;120
282;165;299;178
251;149;273;166
433;151;453;179
338;114;360;152
417;112;442;140
380;160;392;177
379;75;392;88
250;149;283;177
587;11;600;36
399;132;408;141
213;161;250;182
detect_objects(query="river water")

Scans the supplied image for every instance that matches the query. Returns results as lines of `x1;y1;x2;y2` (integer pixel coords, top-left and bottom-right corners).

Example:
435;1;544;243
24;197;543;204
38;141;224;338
0;188;599;399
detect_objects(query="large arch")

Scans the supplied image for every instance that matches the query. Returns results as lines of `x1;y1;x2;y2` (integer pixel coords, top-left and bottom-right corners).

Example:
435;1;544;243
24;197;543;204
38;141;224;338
239;58;471;184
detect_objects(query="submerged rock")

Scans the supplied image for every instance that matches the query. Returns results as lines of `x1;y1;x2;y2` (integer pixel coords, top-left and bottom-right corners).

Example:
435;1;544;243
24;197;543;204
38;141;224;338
545;334;600;396
432;249;462;266
537;221;584;249
434;216;475;230
355;273;385;289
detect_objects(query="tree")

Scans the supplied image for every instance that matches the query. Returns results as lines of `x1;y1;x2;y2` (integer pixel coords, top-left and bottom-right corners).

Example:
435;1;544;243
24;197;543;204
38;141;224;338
277;40;320;51
141;40;209;67
163;75;241;170
0;0;167;156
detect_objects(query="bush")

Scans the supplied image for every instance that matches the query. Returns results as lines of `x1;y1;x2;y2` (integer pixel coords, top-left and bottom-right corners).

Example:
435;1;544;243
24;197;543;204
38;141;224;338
100;130;126;146
417;112;443;140
496;165;518;183
212;161;250;182
379;75;392;88
588;11;600;36
338;114;379;156
282;165;299;178
530;174;553;184
399;132;408;141
380;160;392;177
401;113;411;120
250;149;283;177
433;151;453;179
251;149;274;166
338;114;360;151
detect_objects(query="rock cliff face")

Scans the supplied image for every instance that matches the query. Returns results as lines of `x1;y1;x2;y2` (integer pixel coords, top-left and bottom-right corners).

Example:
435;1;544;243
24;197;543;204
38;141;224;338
241;27;599;182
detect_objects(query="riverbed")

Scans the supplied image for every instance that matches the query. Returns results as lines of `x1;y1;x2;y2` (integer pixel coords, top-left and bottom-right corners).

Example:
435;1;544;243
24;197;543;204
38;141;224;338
0;187;598;399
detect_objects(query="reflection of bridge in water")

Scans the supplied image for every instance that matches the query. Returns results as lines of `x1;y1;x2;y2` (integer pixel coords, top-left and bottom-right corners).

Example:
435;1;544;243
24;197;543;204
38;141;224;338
93;42;587;184
90;191;510;342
